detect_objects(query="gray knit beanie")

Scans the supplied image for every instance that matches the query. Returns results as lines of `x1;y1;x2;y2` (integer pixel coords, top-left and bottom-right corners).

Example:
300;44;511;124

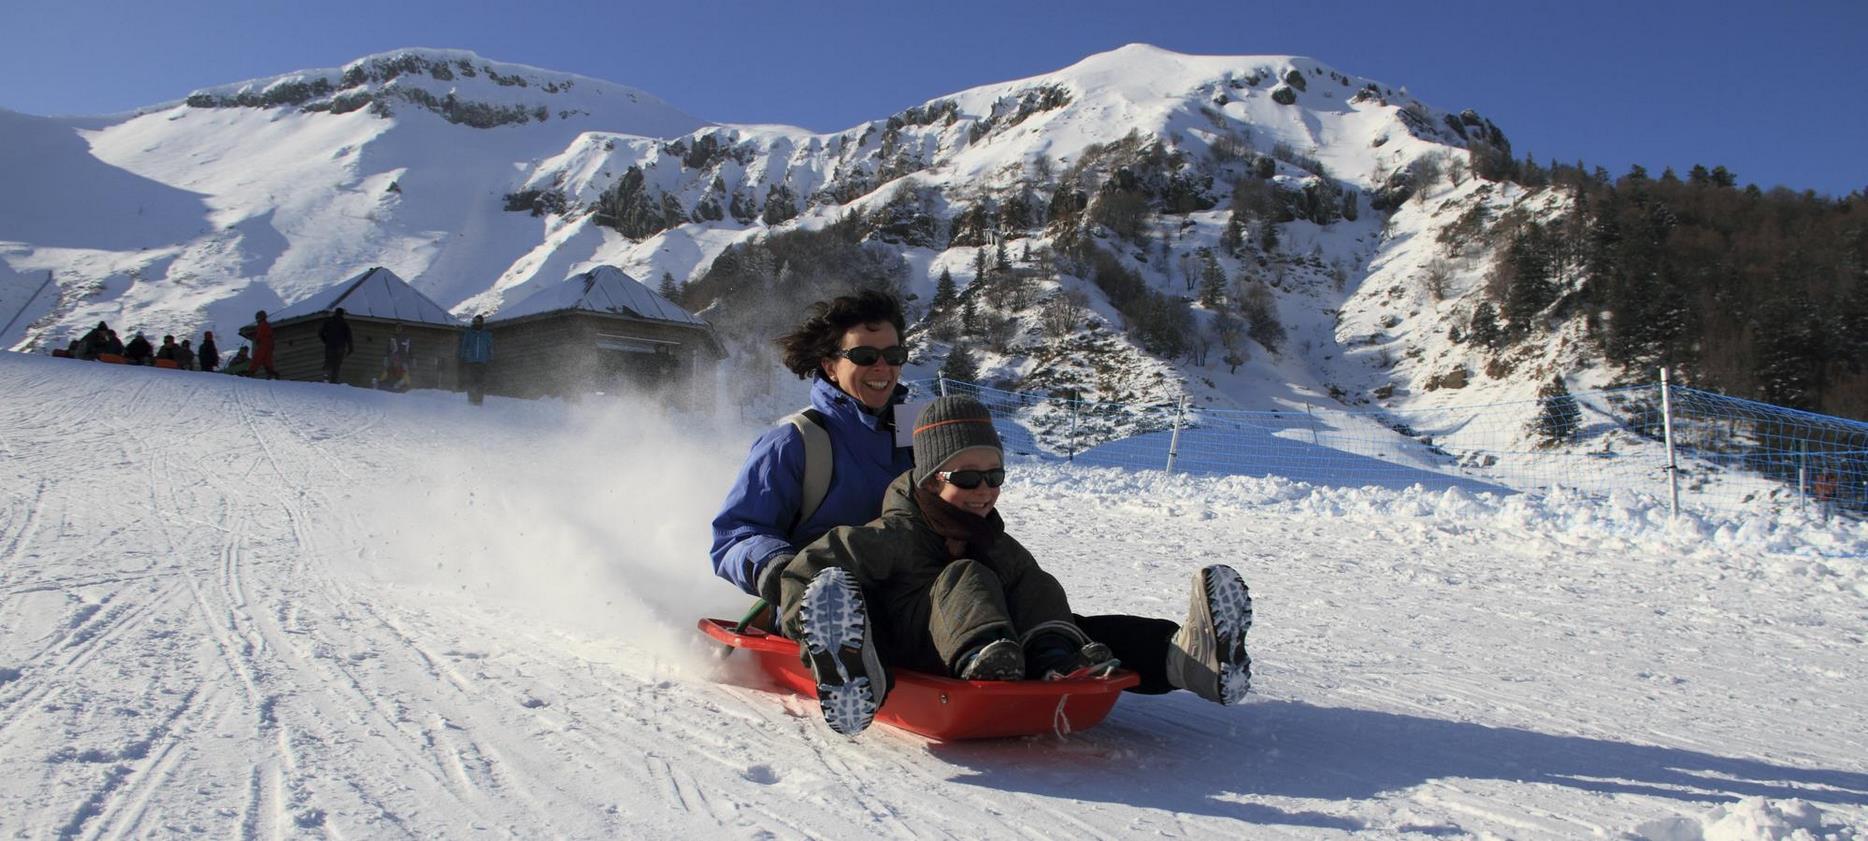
913;396;1003;484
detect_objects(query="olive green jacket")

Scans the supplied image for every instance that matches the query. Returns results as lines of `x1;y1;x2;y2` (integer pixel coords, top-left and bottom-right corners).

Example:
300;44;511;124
778;470;1080;673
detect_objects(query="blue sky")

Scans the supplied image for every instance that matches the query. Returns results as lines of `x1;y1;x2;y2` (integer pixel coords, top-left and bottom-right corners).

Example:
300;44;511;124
5;0;1863;196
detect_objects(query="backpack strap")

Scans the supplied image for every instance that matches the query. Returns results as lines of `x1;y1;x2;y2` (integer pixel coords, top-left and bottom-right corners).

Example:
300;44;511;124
783;408;832;533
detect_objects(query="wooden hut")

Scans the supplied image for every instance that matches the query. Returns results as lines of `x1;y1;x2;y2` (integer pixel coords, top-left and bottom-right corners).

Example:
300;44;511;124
240;267;463;388
482;266;724;403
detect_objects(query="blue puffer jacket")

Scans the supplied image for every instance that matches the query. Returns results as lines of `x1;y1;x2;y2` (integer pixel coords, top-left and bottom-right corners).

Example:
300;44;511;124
709;376;915;595
457;328;493;364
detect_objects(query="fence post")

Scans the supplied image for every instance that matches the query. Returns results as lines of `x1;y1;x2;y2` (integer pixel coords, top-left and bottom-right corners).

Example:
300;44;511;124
1798;441;1808;512
1165;396;1187;474
1304;401;1320;446
938;374;948;397
1660;368;1680;517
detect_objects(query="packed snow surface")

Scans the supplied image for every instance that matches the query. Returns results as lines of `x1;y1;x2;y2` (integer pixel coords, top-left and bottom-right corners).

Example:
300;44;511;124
1;352;1864;839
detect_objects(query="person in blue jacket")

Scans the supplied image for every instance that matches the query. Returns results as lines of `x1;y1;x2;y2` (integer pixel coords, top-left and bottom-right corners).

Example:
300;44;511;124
457;314;494;405
710;289;914;601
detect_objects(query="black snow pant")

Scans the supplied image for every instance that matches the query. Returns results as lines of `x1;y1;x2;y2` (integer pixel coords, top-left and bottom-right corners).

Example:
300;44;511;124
869;564;1181;691
1075;613;1179;694
462;362;487;404
324;347;346;383
872;559;1042;677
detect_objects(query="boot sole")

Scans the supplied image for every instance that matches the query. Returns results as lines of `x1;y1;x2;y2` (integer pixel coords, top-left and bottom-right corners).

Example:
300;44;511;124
798;568;886;735
959;639;1024;681
1202;565;1255;705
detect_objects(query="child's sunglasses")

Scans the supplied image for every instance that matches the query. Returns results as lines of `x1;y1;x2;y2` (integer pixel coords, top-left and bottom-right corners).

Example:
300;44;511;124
938;468;1007;490
833;345;909;366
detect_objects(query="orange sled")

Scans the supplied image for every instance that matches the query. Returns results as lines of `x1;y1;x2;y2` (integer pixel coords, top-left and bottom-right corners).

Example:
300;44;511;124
700;617;1138;740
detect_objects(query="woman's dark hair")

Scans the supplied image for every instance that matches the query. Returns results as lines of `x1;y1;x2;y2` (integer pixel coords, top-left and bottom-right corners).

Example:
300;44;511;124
776;289;906;380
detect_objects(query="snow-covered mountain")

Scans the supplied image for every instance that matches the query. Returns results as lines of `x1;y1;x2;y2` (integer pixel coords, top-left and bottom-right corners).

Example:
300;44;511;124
1;44;1584;438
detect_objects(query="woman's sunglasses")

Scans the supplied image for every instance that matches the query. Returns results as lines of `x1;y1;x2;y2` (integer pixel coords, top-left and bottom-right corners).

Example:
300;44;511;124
833;345;909;366
938;468;1006;490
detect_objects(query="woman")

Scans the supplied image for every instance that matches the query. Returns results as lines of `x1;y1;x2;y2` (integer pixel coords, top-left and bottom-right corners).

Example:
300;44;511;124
777;396;1254;736
709;289;916;601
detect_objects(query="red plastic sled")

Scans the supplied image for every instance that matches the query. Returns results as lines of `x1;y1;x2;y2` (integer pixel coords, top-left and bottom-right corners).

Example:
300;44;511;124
699;617;1138;740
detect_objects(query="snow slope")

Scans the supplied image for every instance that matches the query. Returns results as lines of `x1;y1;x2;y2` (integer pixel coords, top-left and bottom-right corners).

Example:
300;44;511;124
2;353;1864;839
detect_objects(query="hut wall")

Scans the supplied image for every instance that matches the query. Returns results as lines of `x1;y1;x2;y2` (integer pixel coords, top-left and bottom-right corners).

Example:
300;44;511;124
264;323;331;382
486;313;721;407
253;318;462;389
347;320;462;390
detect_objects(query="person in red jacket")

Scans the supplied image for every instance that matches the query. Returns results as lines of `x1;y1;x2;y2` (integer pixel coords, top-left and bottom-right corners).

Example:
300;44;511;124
250;311;279;379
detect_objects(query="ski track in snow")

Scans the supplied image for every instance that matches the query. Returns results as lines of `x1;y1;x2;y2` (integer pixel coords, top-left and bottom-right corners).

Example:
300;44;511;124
1;351;1865;840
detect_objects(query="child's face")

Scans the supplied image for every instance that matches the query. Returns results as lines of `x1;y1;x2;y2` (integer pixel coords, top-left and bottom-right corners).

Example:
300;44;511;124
934;449;1002;518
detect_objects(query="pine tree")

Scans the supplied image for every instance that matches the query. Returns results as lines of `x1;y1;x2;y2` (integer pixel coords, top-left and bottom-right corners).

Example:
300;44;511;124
932;268;957;311
658;271;680;303
1220;212;1247;256
960;294;979;333
1198;250;1227;307
1470;302;1503;349
1502;223;1556;330
1533;374;1581;447
940;343;979;383
1753;294;1825;409
995;240;1011;272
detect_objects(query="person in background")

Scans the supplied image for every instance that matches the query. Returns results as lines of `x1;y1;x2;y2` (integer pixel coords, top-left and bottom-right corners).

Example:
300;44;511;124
123;331;153;365
198;331;220;372
380;335;410;392
1814;470;1840;521
318;307;354;384
106;329;124;356
223;345;252;376
457;314;493;405
77;321;110;360
156;335;182;365
251;311;279;379
178;338;198;370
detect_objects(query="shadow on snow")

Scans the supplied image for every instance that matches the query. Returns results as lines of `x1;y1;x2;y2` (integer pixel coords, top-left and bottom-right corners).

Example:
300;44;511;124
928;697;1868;831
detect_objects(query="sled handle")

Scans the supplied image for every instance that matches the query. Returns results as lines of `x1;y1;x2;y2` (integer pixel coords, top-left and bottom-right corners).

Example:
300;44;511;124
734;598;775;634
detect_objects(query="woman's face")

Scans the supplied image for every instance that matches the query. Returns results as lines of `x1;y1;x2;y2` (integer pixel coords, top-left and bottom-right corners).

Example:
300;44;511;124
819;321;902;411
933;448;1002;518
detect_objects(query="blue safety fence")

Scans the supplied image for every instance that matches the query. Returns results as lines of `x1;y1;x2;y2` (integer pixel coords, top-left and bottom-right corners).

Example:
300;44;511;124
903;378;1868;517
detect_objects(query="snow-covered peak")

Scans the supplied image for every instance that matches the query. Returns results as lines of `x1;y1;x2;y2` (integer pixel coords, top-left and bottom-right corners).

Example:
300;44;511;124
842;43;1464;193
184;47;707;138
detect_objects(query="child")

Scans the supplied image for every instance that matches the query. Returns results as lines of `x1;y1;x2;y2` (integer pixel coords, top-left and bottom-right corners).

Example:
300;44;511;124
778;395;1254;736
223;345;252;376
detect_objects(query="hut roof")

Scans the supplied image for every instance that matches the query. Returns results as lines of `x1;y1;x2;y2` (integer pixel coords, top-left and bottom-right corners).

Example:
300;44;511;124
490;266;705;327
269;267;461;327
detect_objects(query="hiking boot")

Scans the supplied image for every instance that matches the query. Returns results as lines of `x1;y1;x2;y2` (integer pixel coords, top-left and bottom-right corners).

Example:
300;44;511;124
956;638;1025;681
797;567;888;735
1165;565;1254;705
1028;636;1121;680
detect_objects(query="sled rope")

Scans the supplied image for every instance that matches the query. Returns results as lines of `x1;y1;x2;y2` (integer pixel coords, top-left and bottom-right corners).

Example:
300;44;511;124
1052;693;1073;739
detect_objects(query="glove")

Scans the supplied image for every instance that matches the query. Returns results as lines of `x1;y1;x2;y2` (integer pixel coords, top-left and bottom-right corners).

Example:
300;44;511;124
756;554;792;606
